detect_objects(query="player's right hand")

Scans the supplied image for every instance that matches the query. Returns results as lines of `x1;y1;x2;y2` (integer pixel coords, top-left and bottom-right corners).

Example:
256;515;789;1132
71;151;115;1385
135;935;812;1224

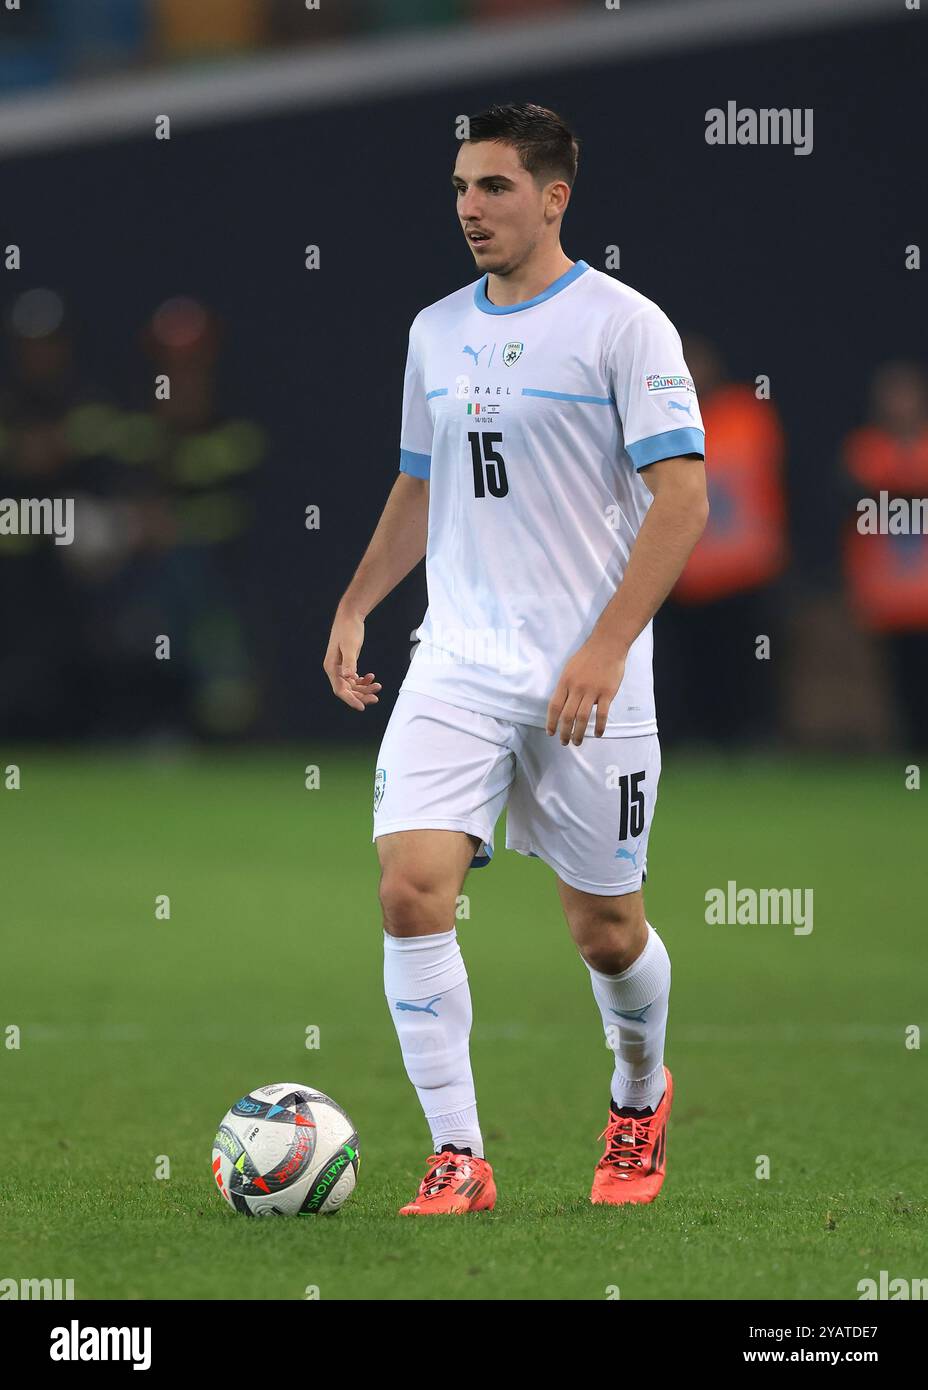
323;608;382;711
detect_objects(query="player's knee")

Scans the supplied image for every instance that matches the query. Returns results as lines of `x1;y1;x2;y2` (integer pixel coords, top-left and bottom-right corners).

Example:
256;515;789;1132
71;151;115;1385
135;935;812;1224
379;870;452;937
580;936;635;975
571;897;645;974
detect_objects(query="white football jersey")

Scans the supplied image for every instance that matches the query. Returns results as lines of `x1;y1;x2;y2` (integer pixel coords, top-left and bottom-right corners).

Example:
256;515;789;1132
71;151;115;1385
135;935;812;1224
397;259;704;735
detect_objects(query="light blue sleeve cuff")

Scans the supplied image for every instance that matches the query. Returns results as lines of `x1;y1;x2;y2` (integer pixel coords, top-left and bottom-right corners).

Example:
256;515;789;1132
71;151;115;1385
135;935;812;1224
399;448;431;480
626;427;705;470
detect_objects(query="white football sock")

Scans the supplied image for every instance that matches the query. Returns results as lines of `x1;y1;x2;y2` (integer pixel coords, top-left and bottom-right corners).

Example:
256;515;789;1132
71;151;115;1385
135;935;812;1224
585;921;670;1112
383;926;484;1158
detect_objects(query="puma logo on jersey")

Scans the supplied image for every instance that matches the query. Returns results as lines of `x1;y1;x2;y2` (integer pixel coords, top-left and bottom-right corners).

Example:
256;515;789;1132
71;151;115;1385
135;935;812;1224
462;344;487;364
667;398;694;419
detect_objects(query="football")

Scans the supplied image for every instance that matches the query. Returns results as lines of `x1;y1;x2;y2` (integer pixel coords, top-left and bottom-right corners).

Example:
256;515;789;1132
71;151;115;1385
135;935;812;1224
211;1082;360;1217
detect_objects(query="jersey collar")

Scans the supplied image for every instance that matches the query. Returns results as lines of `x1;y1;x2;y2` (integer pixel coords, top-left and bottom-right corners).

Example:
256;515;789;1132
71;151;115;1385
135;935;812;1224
474;258;590;315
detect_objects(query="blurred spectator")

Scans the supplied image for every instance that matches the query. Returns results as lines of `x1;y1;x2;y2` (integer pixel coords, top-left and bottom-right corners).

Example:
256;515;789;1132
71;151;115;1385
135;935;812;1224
841;362;928;751
0;288;123;737
133;295;265;738
654;334;789;745
0;289;265;741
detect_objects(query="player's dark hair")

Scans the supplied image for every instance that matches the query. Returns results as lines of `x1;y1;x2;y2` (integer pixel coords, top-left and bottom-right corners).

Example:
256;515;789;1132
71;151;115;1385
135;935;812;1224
465;102;580;190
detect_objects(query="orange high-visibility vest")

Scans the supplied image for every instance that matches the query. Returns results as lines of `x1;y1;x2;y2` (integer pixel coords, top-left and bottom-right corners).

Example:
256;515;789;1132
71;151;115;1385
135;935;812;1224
842;426;928;632
673;384;787;604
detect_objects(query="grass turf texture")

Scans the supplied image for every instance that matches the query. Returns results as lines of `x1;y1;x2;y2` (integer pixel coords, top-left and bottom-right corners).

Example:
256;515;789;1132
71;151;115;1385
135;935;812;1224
2;749;924;1301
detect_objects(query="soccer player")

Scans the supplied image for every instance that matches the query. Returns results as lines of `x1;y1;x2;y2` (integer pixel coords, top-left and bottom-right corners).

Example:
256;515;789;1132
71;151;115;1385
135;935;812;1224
324;103;708;1214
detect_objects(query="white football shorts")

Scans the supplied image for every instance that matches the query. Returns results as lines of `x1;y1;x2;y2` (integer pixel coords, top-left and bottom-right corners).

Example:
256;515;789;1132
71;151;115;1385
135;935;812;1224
372;689;661;896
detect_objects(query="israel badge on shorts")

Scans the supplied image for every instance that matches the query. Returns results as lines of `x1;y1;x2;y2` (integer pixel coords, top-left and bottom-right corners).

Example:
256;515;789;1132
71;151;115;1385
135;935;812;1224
373;767;386;812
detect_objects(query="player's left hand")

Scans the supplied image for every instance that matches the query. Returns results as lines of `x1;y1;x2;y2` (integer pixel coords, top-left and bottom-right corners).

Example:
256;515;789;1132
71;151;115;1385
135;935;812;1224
546;636;626;745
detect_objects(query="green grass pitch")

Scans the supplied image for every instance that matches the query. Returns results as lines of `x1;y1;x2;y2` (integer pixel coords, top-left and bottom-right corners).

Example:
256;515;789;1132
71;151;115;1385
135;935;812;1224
2;748;924;1300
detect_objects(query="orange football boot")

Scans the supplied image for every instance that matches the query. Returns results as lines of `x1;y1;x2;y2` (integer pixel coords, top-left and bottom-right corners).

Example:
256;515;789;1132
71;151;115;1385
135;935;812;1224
399;1149;496;1216
590;1066;673;1206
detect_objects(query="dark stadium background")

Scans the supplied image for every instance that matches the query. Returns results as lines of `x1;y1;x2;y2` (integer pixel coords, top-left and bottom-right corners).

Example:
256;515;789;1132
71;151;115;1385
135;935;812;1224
1;7;923;745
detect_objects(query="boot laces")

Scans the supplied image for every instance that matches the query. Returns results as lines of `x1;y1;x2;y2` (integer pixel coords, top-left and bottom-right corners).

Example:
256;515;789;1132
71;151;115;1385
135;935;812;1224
421;1151;472;1198
598;1114;650;1176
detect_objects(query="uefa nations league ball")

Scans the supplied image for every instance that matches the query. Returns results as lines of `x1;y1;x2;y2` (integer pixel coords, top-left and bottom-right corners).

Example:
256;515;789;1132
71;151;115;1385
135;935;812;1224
211;1082;360;1216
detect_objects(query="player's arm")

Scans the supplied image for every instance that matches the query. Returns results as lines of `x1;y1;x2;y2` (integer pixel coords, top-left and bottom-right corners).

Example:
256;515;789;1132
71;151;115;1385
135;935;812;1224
592;453;708;652
323;472;429;711
547;455;708;743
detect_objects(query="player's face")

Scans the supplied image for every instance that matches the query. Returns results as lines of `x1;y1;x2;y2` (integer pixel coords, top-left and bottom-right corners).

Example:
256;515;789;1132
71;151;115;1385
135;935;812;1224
452;140;550;275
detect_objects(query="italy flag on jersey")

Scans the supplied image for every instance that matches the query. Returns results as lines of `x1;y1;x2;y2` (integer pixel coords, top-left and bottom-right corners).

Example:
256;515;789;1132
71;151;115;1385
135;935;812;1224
397;259;705;737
